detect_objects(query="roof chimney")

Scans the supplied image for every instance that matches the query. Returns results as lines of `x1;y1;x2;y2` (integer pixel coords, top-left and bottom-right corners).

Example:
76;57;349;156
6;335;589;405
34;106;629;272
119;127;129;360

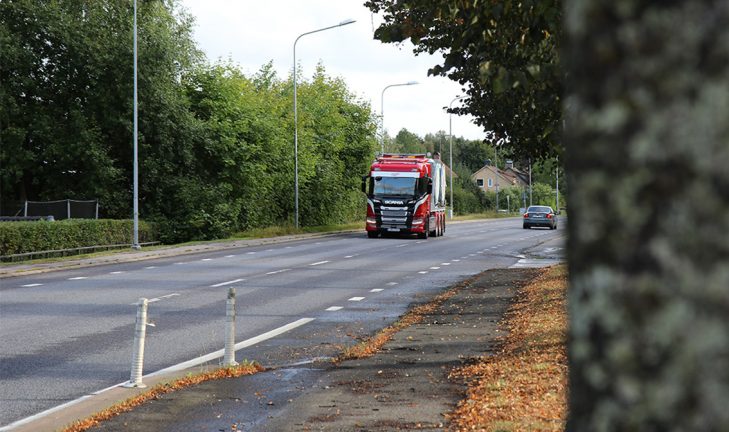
505;160;514;169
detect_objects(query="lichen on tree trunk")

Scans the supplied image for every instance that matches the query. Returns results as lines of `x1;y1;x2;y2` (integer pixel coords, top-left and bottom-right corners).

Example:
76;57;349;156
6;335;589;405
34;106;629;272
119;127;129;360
564;1;729;430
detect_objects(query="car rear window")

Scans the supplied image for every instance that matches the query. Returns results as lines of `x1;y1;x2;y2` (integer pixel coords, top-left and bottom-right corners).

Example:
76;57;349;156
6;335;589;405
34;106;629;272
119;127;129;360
527;206;552;213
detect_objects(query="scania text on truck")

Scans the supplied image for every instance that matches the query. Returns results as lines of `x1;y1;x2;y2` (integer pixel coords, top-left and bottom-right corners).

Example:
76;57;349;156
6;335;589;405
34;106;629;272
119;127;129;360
361;153;447;239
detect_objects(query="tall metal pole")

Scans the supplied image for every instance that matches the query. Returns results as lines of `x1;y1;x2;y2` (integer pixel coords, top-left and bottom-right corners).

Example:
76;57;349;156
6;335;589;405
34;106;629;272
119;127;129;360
293;19;355;229
380;81;418;154
132;0;140;250
529;158;533;206
556;155;560;212
495;147;499;212
447;95;465;219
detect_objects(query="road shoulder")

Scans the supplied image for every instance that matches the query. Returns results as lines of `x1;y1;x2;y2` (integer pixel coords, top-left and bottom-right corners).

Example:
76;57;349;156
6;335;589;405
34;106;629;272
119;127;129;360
84;267;542;432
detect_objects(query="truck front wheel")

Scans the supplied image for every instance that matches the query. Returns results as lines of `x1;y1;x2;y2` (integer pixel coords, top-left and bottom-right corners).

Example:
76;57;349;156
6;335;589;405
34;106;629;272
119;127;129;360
418;221;429;239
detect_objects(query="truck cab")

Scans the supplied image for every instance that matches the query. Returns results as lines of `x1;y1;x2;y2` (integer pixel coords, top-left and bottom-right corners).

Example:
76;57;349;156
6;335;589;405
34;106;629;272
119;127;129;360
361;154;446;239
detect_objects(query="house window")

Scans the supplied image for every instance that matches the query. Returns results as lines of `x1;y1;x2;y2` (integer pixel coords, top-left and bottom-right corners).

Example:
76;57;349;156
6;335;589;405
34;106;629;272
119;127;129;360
477;179;484;187
487;178;493;188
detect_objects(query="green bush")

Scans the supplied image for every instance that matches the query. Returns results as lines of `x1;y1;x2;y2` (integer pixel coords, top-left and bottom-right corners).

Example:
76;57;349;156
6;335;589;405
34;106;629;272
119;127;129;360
0;219;157;256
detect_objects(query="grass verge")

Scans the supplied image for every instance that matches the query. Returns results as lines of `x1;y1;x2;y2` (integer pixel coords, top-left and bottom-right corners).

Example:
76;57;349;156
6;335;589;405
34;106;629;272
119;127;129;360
61;362;264;432
448;265;568;432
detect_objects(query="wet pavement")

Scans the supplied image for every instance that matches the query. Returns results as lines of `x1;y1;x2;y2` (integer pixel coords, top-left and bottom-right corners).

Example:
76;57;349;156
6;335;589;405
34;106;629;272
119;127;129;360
87;267;544;432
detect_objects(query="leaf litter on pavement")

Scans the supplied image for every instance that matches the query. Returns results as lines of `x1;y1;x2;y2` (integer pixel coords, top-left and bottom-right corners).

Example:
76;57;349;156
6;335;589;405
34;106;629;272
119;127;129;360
448;265;568;431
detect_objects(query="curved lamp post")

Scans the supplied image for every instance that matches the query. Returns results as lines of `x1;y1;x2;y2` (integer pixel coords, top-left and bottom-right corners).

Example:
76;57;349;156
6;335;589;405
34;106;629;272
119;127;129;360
447;95;466;219
132;0;140;250
380;81;418;154
293;19;355;229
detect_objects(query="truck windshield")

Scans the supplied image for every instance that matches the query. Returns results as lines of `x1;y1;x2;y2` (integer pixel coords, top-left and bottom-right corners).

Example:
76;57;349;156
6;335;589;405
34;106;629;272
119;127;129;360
372;177;417;197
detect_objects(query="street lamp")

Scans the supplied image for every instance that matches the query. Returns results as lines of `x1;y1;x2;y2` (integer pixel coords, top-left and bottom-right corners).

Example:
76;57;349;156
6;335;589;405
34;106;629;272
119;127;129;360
132;0;140;250
380;81;418;154
293;19;355;229
447;95;466;219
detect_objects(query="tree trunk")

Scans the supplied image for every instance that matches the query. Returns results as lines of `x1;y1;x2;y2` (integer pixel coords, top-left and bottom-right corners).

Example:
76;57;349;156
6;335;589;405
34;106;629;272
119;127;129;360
564;1;729;430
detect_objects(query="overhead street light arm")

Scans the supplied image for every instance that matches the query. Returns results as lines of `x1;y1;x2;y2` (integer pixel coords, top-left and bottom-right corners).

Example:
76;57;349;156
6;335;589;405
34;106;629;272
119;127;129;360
293;19;356;229
380;81;419;154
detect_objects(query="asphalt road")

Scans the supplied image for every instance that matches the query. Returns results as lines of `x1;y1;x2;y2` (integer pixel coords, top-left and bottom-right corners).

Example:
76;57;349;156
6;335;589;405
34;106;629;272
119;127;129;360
0;218;564;428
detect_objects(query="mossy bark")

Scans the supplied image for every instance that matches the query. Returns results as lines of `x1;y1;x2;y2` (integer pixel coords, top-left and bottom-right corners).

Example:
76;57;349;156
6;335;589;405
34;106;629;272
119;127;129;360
564;1;729;430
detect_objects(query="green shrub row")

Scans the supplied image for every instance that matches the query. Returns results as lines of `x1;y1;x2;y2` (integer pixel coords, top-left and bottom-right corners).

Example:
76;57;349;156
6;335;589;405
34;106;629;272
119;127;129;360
0;219;156;256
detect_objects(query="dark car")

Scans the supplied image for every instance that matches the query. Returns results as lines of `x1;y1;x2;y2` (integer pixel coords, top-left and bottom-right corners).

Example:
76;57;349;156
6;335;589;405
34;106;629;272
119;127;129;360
523;205;557;230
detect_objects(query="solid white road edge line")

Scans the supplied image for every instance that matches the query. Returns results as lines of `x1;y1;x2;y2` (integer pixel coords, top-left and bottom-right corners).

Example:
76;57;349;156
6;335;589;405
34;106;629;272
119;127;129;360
0;318;315;432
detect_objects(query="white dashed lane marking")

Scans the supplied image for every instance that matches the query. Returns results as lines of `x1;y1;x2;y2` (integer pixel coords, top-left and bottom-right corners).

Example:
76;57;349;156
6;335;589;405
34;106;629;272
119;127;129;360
418;271;428;274
22;283;43;287
386;282;398;286
370;288;384;292
224;255;235;258
211;278;245;288
110;271;123;275
201;258;213;261
68;277;87;280
430;266;440;270
326;306;343;311
145;266;157;269
309;261;329;266
348;297;365;302
266;269;291;275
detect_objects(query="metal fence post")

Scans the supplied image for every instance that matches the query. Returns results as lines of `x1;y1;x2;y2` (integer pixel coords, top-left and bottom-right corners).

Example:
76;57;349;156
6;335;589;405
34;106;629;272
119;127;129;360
223;288;238;367
24;201;28;217
124;298;149;388
66;199;71;219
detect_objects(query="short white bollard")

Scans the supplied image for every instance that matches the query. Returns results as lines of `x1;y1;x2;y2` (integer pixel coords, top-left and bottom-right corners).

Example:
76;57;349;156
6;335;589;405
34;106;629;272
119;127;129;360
223;287;238;367
124;298;149;388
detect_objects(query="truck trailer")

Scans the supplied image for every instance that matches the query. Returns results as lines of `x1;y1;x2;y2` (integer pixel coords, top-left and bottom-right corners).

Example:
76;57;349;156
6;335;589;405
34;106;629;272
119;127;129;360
361;153;447;239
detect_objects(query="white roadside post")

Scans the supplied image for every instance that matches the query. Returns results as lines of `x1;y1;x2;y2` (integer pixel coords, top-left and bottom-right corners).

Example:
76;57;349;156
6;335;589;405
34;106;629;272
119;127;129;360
124;298;149;388
223;287;238;367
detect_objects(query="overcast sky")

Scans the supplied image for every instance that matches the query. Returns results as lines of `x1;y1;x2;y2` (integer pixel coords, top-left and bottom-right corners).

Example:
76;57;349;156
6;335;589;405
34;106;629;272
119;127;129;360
179;0;486;141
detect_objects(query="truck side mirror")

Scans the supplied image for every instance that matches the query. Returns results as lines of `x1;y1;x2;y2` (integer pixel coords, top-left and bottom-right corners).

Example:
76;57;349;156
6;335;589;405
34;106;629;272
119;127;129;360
361;175;368;193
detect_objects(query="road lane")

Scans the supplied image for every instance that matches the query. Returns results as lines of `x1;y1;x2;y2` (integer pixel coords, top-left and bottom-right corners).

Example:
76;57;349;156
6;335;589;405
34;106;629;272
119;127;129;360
0;218;564;427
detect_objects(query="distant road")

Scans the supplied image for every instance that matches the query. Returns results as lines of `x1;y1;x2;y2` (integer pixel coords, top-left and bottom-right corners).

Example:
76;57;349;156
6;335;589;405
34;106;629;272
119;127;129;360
0;218;564;428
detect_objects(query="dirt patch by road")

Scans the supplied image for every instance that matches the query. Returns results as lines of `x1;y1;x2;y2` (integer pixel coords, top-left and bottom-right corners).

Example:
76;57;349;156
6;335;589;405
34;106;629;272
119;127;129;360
263;268;542;431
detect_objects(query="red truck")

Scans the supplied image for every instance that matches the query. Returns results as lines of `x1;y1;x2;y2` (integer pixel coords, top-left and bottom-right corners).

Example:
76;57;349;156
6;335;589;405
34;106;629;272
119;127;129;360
361;153;447;239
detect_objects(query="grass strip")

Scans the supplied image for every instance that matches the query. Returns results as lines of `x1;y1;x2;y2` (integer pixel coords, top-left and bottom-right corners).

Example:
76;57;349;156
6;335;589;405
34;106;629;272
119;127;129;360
61;362;264;432
448;265;568;432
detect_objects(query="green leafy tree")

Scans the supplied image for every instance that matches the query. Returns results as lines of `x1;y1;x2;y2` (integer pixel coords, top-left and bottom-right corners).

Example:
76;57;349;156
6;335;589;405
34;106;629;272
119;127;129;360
365;0;562;161
392;128;424;154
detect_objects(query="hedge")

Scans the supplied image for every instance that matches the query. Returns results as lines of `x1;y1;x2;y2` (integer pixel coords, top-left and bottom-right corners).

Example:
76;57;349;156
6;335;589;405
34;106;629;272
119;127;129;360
0;219;157;257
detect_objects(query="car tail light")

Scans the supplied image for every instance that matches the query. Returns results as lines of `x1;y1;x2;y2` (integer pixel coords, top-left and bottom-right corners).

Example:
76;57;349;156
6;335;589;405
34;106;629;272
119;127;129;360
547;214;553;219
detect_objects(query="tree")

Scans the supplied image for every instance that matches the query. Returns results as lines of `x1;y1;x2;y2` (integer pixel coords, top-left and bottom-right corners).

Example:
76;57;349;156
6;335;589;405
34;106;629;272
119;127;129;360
565;0;729;429
365;0;562;161
392;128;424;154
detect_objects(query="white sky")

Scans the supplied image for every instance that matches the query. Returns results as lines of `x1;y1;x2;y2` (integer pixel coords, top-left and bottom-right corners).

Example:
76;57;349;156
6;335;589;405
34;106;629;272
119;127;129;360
179;0;486;141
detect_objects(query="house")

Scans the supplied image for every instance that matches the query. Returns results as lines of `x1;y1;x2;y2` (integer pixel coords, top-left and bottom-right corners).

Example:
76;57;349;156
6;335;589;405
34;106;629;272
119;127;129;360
470;160;528;193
